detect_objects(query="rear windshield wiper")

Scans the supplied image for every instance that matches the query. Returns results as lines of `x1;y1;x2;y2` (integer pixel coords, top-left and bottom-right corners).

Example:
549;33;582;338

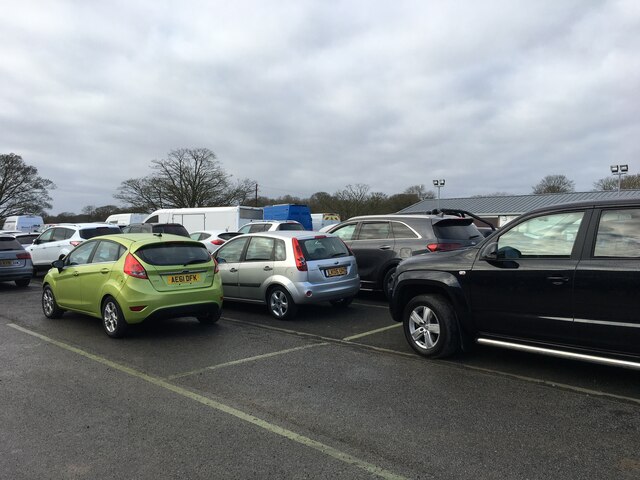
332;252;347;257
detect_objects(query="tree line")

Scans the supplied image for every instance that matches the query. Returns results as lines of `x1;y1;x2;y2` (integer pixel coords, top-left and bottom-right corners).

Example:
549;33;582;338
1;150;639;226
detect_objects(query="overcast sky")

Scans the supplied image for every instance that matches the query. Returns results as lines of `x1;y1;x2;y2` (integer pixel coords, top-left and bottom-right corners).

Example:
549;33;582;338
2;0;639;214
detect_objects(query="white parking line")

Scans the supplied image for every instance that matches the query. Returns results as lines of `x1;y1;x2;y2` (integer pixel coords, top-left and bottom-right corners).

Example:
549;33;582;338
342;324;401;341
167;343;328;380
7;323;408;480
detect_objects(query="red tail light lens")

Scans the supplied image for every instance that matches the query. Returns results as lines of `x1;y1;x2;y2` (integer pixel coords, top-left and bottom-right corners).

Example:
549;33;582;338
212;256;219;274
427;243;462;252
123;253;148;279
339;239;354;256
16;252;31;260
70;241;82;247
210;239;224;245
291;238;307;271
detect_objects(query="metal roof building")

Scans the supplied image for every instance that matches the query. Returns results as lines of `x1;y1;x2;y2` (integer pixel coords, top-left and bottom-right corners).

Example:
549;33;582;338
398;190;640;226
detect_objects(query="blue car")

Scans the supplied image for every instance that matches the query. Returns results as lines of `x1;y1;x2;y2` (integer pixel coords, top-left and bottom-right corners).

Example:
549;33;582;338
0;235;33;287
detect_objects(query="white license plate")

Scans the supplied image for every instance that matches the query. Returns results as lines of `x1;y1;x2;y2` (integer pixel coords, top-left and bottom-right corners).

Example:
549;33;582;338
0;260;21;267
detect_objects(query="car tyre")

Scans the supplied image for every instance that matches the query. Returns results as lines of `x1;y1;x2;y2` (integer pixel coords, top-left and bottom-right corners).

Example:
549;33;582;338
403;294;460;358
102;296;128;338
267;286;297;320
15;279;30;288
383;266;397;300
197;308;221;325
42;285;64;319
330;296;354;308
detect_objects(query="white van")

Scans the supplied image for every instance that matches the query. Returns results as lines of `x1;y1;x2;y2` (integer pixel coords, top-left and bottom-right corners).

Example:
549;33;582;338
311;213;341;231
105;213;148;227
144;207;263;232
2;215;44;233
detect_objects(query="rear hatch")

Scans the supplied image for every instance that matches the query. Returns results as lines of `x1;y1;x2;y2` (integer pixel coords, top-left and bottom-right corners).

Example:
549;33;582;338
431;217;483;251
297;235;356;284
133;241;215;292
0;237;30;269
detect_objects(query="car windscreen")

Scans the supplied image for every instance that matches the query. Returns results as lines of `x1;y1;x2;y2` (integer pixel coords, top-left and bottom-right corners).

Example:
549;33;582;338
279;223;305;231
299;236;350;260
153;225;190;237
432;218;482;243
79;227;122;240
135;242;211;266
0;236;23;250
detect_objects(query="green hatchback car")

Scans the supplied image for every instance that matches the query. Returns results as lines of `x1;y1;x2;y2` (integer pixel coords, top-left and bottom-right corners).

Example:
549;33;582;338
42;234;223;338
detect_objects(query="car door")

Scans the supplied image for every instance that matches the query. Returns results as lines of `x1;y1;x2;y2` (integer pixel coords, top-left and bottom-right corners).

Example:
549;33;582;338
467;209;588;343
29;228;55;265
350;221;395;287
78;240;125;313
237;236;275;300
54;241;98;309
572;207;640;356
45;227;75;264
214;236;249;298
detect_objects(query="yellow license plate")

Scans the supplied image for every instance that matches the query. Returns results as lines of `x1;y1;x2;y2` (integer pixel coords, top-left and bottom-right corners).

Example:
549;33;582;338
325;266;347;277
0;260;19;267
167;273;201;284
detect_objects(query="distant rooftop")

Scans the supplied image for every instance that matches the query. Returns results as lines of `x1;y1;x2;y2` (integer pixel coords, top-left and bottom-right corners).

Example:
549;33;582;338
398;190;640;216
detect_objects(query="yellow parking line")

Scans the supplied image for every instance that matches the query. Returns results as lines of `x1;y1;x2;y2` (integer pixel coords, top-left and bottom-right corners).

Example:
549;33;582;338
7;323;409;480
167;343;328;380
342;324;401;341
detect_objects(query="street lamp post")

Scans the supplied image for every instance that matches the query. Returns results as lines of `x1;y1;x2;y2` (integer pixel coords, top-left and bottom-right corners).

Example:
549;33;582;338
432;179;445;209
610;164;628;192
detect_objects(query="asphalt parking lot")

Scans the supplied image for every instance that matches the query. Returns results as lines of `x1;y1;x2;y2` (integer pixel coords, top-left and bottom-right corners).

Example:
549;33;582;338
2;280;640;479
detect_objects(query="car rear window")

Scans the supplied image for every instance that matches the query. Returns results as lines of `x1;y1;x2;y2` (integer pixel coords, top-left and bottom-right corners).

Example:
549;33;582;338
0;236;23;250
152;224;190;237
136;242;211;266
433;218;482;241
80;227;122;240
299;236;350;260
279;223;304;231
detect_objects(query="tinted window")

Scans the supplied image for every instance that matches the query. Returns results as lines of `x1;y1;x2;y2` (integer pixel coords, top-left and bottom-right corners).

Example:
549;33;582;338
92;241;125;263
249;224;270;233
153;224;189;237
279;223;304;231
498;211;584;258
594;209;640;258
331;223;357;241
136;242;211;266
146;215;159;223
216;237;249;263
79;227;121;240
433;219;482;241
189;233;204;241
0;236;22;250
300;237;350;260
358;222;390;240
16;234;37;245
245;237;275;261
67;241;97;265
391;222;418;239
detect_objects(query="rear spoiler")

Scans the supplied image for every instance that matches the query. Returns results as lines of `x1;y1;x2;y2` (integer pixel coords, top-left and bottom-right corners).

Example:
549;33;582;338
426;209;496;231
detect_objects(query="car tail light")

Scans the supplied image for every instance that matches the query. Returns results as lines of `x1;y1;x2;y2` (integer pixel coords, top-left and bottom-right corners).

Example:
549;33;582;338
291;238;307;271
16;252;31;260
427;243;462;252
212;256;219;274
210;239;224;245
123;253;148;279
70;241;82;247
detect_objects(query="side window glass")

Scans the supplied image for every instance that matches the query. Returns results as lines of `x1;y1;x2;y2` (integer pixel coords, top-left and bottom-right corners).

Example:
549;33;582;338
245;237;275;261
91;241;124;263
215;237;248;263
497;211;585;258
38;229;55;243
52;228;70;241
332;224;357;241
358;222;390;240
274;239;286;261
67;241;97;266
594;209;640;258
391;222;418;239
249;224;269;233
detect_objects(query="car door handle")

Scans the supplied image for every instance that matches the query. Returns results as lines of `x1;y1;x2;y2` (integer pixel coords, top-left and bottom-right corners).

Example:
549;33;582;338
547;276;569;285
263;266;273;271
229;268;238;273
101;268;110;274
379;245;392;250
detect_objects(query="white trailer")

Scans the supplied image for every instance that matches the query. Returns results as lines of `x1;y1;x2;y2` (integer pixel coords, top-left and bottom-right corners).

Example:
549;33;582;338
105;213;148;227
144;207;263;232
311;213;341;231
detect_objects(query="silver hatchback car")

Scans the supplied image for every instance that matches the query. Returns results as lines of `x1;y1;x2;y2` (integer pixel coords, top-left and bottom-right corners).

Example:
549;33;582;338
213;231;360;319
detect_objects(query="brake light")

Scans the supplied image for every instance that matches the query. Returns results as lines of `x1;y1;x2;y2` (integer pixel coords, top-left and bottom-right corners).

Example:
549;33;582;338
210;239;224;245
212;256;219;274
291;238;307;271
123;253;148;279
70;241;82;247
16;252;31;260
427;243;462;252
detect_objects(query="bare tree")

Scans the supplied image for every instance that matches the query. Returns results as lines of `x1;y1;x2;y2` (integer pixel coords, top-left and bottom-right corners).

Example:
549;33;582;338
115;148;255;210
403;184;435;200
532;175;575;194
594;174;640;191
0;153;55;220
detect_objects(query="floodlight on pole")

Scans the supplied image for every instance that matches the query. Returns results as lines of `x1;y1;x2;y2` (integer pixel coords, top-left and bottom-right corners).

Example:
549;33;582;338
432;179;445;209
610;164;628;193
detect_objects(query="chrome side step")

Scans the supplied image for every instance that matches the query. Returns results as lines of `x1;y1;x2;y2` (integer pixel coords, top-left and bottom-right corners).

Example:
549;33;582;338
477;338;640;371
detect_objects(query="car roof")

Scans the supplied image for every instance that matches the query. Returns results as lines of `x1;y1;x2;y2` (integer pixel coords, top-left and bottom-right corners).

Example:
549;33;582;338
81;233;205;248
344;214;459;222
244;220;302;224
42;223;118;229
524;198;640;216
239;231;335;241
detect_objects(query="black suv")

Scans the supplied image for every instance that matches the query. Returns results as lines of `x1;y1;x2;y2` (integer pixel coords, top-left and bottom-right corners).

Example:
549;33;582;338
389;199;640;369
121;223;190;237
328;213;484;298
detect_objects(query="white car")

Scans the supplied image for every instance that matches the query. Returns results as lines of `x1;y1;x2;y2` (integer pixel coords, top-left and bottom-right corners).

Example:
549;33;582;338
26;223;122;270
189;230;242;254
237;220;305;234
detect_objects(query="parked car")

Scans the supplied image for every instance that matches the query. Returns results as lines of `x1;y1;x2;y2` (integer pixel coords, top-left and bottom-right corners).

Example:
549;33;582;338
11;232;39;245
26;223;122;271
327;213;484;298
121;223;189;237
213;231;360;320
42;233;223;338
389;199;640;369
0;235;33;287
189;230;243;254
237;220;305;234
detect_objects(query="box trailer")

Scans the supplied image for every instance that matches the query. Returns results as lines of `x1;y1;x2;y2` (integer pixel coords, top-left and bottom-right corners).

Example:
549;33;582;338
144;207;263;232
263;204;313;230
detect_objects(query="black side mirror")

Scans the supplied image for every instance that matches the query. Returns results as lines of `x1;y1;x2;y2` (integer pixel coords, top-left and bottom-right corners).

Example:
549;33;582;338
51;259;65;272
480;242;498;260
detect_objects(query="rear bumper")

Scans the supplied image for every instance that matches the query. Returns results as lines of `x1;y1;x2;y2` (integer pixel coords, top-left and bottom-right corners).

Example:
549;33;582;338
143;302;221;323
288;276;361;304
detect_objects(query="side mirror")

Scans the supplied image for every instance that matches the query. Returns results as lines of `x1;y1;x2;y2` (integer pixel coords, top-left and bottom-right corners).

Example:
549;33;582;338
480;242;498;261
34;238;41;245
51;259;65;272
216;256;226;264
